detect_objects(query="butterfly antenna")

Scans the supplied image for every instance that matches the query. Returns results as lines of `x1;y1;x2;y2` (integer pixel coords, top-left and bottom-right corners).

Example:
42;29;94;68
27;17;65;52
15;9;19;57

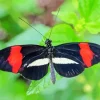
19;17;47;42
48;8;60;39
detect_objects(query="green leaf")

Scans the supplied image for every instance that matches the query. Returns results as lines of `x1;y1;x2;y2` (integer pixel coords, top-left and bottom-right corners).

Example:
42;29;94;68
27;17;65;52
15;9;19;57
0;6;8;18
0;41;6;49
53;11;78;26
78;0;100;34
52;0;78;26
0;15;23;37
86;22;100;34
45;24;81;45
27;73;51;95
27;72;62;95
12;0;42;14
53;0;100;34
78;0;100;21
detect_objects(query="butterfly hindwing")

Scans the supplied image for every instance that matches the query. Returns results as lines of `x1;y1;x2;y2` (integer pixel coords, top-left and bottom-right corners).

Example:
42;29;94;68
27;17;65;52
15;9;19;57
20;49;49;80
53;49;85;77
20;65;48;80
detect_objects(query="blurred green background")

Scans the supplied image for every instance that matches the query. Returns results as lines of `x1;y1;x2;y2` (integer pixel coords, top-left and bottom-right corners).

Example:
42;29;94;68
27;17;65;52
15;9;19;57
0;0;100;100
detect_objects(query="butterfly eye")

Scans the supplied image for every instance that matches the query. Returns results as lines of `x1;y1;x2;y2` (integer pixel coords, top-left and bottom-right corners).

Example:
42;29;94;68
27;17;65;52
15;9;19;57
45;39;52;47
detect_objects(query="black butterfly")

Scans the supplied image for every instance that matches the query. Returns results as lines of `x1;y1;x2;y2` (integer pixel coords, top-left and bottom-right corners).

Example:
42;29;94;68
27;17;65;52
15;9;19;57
0;38;100;84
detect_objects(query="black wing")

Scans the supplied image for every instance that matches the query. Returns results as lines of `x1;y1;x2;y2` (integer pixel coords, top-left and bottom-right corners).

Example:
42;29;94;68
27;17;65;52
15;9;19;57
0;45;49;80
20;48;49;80
53;42;100;77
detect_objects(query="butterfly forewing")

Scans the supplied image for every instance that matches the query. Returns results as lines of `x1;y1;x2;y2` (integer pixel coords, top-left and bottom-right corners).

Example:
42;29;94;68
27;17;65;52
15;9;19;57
0;47;12;72
0;45;46;74
88;43;100;65
53;49;85;77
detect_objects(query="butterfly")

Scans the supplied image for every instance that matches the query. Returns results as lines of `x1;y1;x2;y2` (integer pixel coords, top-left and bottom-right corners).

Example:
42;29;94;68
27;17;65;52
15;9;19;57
0;38;100;84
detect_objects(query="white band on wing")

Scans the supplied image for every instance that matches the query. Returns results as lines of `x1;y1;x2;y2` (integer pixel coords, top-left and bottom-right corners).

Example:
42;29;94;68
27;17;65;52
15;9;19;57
27;58;49;67
52;58;79;64
27;57;78;67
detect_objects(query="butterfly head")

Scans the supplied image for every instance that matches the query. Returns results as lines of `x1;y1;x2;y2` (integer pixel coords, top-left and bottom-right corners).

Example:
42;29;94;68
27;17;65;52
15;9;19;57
45;39;52;48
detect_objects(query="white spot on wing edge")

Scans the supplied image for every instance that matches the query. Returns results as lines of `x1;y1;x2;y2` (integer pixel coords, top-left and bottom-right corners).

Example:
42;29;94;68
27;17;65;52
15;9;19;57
27;58;49;67
52;58;79;64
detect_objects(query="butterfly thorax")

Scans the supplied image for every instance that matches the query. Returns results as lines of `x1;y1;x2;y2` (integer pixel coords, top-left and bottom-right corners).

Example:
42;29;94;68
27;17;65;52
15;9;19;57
45;39;54;56
45;39;54;58
45;39;56;84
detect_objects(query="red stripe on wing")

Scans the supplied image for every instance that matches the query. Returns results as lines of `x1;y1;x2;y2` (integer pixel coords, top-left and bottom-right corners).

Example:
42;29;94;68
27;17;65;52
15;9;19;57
7;46;23;73
79;43;94;67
